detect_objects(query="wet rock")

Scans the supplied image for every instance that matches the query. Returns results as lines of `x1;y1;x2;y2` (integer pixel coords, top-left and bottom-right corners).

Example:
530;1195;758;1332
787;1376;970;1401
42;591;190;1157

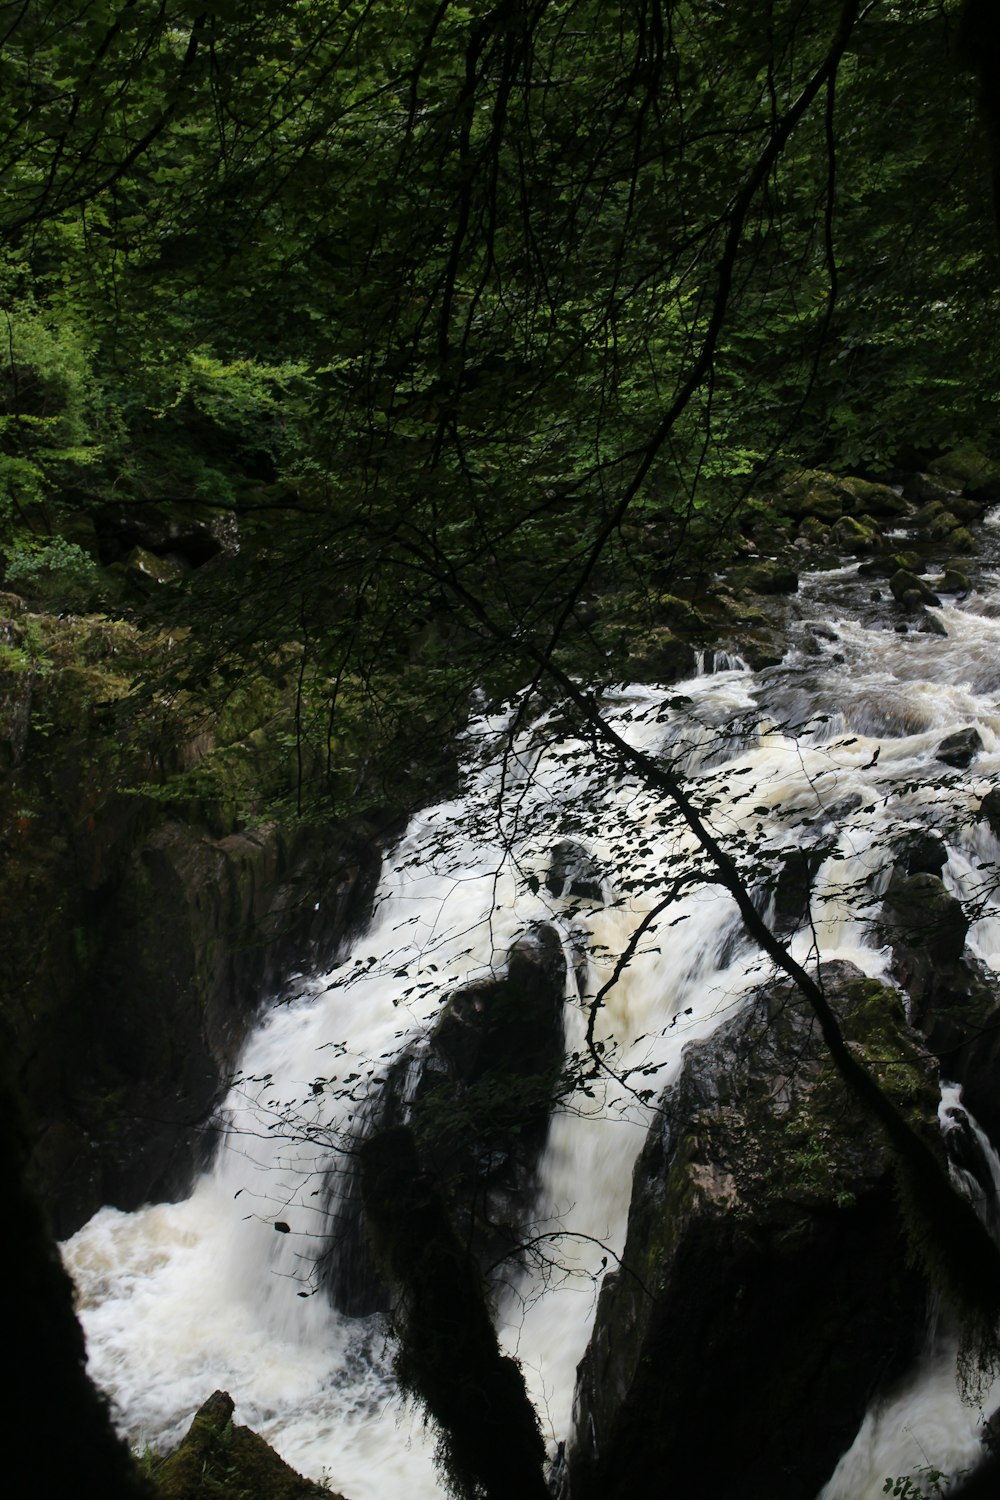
773;469;848;524
95;503;233;569
564;962;932;1500
797;515;831;545
881;879;1000;1148
935;727;983;768
905;472;959;507
775;469;906;525
939;1096;999;1218
859;553;914;580
893;831;948;879
913;502;959;541
410;924;566;1266
0;656;33;770
882;872;968;965
546;839;607;903
839;476;909;519
929;443;1000;501
918;612;948;636
936;568;971;594
122;546;186;590
80;819;382;1231
949;525;977;553
766;845;830;934
734;629;787;669
652;592;708;634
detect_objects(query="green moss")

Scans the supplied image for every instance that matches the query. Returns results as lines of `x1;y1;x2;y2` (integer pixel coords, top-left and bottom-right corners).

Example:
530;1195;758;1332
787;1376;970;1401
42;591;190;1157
829;514;882;555
929;443;1000;493
152;1391;335;1500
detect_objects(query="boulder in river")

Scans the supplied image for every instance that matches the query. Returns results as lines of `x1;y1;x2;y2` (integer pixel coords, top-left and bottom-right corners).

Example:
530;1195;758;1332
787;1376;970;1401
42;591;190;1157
935;727;983;769
563;962;933;1500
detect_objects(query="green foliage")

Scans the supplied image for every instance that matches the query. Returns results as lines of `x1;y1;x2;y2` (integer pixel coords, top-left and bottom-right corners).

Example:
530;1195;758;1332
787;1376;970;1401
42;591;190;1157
3;535;101;608
884;1464;964;1497
1;2;993;651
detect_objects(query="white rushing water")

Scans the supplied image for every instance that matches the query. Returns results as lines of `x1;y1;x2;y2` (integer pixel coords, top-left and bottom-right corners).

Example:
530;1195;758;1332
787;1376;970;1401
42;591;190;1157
64;538;1000;1498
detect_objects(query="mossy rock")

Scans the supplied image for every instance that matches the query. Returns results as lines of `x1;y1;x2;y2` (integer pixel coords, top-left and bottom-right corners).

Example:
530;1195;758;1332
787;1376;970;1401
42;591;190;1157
567;962;936;1500
929;443;1000;498
911;500;953;535
858;550;922;581
796;515;831;545
773;469;848;523
948;525;977;554
829;514;882;555
928;510;964;543
728;560;799;595
652;592;708;634
904;472;958;506
936;567;971;594
838;476;909;518
889;570;940;608
625;627;697;683
123;546;186;590
734;628;786;669
152;1391;339;1499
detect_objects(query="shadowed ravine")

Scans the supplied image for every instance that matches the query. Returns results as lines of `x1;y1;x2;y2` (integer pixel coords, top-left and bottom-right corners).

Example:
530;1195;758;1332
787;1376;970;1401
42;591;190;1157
65;516;1000;1499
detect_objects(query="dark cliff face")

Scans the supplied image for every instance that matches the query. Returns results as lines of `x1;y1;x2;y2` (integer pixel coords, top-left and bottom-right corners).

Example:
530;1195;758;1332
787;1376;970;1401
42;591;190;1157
563;963;938;1500
33;813;383;1239
0;595;394;1239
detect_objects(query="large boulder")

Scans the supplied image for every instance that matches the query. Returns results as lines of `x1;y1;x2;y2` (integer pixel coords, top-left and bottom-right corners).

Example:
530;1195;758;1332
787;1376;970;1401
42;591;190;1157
325;924;567;1315
562;963;936;1500
881;871;969;966
935;727;984;769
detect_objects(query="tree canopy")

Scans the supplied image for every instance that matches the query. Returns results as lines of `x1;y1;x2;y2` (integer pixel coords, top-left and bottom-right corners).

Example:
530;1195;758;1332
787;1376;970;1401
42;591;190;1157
5;6;1000;1494
2;3;996;763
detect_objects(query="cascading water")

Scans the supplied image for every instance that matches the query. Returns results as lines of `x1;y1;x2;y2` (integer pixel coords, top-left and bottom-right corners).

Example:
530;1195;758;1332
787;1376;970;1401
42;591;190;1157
818;1083;1000;1500
64;519;1000;1498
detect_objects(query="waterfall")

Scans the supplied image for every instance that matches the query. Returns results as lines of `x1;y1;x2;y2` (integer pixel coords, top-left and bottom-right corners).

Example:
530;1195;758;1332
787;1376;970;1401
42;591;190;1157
818;1083;1000;1500
63;536;1000;1497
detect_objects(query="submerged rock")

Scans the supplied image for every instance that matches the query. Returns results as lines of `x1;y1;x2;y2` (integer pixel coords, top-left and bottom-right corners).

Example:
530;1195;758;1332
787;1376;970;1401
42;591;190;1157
564;962;933;1500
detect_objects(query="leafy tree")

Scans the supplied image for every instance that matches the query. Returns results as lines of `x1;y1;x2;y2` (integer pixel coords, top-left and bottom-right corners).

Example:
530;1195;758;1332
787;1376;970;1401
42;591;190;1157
4;0;1000;1488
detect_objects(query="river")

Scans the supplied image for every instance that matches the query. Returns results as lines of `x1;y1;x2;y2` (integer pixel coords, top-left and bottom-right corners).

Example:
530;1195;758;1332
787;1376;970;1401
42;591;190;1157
64;512;1000;1498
